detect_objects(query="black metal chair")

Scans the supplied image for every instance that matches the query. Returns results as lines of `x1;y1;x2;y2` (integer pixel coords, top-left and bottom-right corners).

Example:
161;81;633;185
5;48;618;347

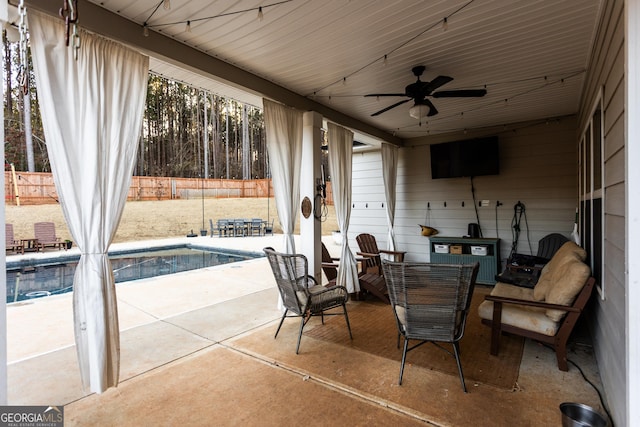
263;219;274;235
264;247;352;353
381;260;479;392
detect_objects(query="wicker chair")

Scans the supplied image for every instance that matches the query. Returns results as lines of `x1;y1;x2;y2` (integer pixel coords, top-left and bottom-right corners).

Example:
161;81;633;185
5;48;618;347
381;260;480;392
264;247;352;353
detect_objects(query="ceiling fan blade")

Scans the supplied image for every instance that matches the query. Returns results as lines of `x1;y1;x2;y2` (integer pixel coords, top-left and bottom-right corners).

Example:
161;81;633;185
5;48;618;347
432;89;487;98
423;99;438;116
365;93;407;97
371;99;411;116
424;75;454;93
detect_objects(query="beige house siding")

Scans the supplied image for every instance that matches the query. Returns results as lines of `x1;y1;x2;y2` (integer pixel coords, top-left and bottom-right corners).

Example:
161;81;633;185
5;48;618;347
349;116;578;268
578;0;626;423
349;1;628;421
349;152;388;248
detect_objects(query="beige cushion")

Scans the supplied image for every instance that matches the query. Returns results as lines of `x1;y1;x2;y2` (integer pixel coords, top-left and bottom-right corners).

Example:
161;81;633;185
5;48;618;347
477;282;560;336
533;242;587;301
478;299;560;337
296;285;324;306
492;281;536;300
395;305;406;329
544;260;591;321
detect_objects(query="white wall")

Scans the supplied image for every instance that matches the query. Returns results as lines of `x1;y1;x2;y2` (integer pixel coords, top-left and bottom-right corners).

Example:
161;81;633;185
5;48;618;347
349;117;579;272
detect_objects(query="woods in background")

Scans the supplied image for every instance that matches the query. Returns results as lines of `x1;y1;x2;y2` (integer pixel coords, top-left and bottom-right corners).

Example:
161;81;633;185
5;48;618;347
3;31;269;180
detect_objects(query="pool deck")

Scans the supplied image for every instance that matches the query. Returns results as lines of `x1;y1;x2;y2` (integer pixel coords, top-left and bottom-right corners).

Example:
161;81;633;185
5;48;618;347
5;234;608;426
7;235;283;364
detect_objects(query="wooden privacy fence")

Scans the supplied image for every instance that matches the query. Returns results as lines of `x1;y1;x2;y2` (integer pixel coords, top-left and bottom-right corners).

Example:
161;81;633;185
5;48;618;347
4;171;334;206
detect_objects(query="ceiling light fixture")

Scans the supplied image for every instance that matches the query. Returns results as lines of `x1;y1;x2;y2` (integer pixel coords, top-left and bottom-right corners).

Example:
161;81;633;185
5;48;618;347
186;20;191;32
409;104;430;119
442;17;448;31
163;0;171;11
258;7;264;21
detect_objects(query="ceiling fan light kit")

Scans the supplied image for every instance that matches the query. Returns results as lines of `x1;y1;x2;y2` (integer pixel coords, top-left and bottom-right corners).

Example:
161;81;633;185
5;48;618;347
409;104;430;119
366;65;487;119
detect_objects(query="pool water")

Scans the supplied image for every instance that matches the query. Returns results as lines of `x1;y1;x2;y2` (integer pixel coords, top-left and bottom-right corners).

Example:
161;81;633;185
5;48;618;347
6;246;259;303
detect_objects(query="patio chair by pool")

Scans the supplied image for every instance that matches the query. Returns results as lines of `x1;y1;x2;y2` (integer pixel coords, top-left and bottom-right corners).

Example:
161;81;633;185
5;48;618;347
34;222;65;251
5;224;24;254
263;219;274;235
264;247;352;354
250;218;263;236
210;219;231;237
381;260;479;392
233;219;247;237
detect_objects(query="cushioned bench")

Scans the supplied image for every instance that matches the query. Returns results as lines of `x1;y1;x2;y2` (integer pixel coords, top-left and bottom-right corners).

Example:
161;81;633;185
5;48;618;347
478;241;595;371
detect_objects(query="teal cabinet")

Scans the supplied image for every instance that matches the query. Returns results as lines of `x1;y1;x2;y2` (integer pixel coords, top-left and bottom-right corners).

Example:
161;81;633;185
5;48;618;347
429;236;501;285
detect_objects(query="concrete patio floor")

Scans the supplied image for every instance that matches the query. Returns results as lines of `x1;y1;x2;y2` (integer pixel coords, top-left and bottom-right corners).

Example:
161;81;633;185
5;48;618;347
5;235;609;426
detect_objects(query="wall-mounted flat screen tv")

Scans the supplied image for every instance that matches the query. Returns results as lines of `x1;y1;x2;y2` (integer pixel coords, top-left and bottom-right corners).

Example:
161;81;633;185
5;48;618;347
430;136;499;179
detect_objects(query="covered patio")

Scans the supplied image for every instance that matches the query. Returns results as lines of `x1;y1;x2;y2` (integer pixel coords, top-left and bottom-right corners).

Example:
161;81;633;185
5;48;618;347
6;236;603;426
2;0;639;425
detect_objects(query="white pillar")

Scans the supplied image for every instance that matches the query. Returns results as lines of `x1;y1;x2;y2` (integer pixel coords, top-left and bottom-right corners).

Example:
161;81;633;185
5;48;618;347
300;111;323;282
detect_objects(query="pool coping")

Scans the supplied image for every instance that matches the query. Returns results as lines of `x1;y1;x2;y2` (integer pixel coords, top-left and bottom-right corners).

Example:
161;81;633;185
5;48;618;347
6;240;264;269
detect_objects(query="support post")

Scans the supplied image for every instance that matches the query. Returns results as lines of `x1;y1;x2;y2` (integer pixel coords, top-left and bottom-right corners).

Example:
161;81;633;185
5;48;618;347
300;111;323;282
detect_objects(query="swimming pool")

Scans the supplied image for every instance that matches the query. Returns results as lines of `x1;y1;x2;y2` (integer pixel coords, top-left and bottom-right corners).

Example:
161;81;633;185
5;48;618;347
6;245;261;303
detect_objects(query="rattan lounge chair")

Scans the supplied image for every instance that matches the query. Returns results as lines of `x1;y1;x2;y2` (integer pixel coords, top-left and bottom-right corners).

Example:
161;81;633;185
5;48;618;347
264;247;352;353
381;260;479;392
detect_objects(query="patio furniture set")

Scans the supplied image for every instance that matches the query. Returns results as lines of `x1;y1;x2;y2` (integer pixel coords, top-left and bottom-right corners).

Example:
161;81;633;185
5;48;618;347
209;218;274;238
265;232;595;392
6;222;68;254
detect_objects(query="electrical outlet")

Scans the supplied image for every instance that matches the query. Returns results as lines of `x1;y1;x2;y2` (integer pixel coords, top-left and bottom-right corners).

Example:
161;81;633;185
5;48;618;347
480;200;490;207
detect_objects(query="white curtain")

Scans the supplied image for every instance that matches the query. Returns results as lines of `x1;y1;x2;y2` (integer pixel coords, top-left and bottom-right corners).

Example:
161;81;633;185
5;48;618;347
381;143;399;251
29;12;149;393
263;99;303;254
327;123;359;293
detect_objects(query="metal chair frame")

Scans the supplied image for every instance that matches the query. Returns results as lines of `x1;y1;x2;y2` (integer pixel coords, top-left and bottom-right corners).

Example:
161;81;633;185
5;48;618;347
264;247;352;353
381;260;479;392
